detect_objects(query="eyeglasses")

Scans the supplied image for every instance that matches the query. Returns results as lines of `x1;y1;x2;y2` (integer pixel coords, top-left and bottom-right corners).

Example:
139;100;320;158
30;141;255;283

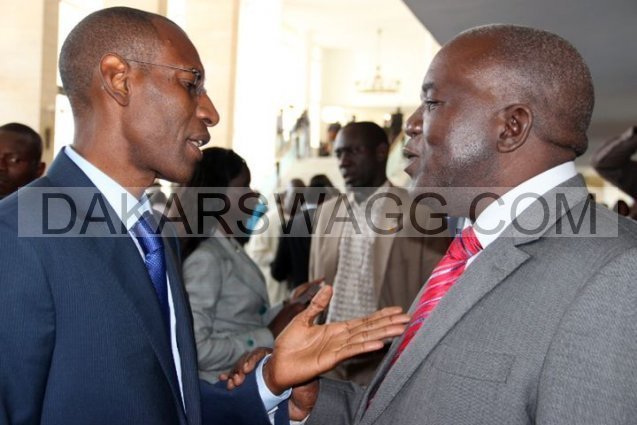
334;145;368;160
123;58;204;95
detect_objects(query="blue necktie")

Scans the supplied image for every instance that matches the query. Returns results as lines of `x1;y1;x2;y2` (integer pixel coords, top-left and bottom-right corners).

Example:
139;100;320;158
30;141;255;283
131;212;170;337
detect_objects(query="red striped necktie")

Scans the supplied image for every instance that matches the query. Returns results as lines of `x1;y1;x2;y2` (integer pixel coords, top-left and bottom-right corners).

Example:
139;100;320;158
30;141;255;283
391;226;483;364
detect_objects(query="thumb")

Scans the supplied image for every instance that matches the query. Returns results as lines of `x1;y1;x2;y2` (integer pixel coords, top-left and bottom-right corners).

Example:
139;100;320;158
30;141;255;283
299;285;332;326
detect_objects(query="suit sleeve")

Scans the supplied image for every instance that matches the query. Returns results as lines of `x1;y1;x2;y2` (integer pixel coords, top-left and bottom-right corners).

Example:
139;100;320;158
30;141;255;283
200;371;288;425
305;378;365;425
183;247;274;378
536;247;637;423
0;226;55;425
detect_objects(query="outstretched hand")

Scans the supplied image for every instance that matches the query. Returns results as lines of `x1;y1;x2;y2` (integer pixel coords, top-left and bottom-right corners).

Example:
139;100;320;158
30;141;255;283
263;285;409;394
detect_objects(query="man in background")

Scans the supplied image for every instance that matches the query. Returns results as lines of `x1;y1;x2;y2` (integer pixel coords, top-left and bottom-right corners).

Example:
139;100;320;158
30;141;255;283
309;121;449;384
0;122;45;200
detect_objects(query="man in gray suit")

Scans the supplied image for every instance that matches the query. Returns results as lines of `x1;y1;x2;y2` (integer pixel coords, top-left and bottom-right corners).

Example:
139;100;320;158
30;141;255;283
258;24;637;424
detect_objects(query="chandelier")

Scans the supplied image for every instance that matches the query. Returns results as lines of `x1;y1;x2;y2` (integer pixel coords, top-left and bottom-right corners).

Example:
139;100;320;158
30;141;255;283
356;29;401;94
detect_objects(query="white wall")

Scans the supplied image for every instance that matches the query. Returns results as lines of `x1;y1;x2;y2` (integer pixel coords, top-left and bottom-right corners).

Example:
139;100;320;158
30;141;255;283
0;0;46;135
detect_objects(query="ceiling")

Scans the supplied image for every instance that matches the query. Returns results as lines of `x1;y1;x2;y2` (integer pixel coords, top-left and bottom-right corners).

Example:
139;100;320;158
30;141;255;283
282;0;637;161
403;0;637;160
282;0;428;50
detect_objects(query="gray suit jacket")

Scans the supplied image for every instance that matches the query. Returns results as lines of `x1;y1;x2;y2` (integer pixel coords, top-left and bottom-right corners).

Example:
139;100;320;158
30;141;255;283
183;235;281;383
308;175;637;425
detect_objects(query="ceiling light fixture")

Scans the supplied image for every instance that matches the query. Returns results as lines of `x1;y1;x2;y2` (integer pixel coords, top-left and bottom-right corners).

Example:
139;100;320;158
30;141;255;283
356;28;401;94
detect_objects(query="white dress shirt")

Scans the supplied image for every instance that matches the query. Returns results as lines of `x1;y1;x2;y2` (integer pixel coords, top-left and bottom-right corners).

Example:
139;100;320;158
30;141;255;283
64;146;186;407
466;161;578;261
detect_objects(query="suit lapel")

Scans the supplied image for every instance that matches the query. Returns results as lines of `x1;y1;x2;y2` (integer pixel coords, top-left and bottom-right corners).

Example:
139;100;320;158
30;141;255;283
100;233;186;416
359;239;530;424
164;233;201;425
46;153;187;421
359;176;591;424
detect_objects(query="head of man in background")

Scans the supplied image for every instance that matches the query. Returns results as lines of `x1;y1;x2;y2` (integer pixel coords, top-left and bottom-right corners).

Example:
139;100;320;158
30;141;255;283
333;121;389;202
0;123;45;199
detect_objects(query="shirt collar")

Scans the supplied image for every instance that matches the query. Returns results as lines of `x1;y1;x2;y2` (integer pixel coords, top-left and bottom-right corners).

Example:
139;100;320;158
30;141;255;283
64;146;152;231
468;161;578;249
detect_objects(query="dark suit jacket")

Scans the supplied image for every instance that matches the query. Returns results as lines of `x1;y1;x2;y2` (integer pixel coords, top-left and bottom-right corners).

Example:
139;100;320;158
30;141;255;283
307;175;637;425
271;207;317;288
0;151;278;425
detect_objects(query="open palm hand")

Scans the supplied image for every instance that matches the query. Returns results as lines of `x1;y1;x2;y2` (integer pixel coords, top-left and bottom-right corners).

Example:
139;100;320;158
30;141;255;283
263;285;409;394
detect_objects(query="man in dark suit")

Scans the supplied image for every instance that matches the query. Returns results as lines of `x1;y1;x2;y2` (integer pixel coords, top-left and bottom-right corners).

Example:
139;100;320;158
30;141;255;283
254;24;637;424
0;7;409;425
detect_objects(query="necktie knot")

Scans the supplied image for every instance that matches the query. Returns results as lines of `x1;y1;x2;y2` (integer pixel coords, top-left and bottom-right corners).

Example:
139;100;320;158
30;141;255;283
131;212;164;256
447;226;482;262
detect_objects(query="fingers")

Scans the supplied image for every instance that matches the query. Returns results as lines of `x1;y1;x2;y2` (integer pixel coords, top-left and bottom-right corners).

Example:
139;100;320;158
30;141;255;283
334;339;386;361
344;306;406;330
345;322;408;345
342;310;410;337
223;347;272;390
297;285;333;326
244;349;268;373
228;373;246;390
289;381;320;421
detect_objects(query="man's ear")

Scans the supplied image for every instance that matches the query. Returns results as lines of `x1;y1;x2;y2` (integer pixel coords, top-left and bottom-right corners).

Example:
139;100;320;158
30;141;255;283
35;162;46;179
497;104;533;153
99;53;131;107
375;142;389;161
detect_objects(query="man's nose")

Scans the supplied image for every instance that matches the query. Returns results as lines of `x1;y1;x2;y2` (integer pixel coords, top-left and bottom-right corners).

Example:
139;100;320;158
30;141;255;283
338;154;352;168
197;93;220;127
405;105;424;138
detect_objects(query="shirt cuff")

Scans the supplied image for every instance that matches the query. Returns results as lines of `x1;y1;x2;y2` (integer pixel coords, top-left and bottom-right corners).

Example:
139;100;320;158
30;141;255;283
256;354;292;412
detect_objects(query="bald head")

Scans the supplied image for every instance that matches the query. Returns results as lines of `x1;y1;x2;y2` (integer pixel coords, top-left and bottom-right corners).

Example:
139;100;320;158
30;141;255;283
450;24;594;156
59;7;170;115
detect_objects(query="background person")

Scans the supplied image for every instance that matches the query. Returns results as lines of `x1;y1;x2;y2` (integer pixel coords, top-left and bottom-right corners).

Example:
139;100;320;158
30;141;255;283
309;120;449;384
0;122;45;200
180;147;311;383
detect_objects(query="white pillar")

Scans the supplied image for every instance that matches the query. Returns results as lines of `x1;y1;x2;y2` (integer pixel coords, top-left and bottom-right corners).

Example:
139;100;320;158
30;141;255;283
184;0;240;150
0;0;58;163
232;0;281;192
